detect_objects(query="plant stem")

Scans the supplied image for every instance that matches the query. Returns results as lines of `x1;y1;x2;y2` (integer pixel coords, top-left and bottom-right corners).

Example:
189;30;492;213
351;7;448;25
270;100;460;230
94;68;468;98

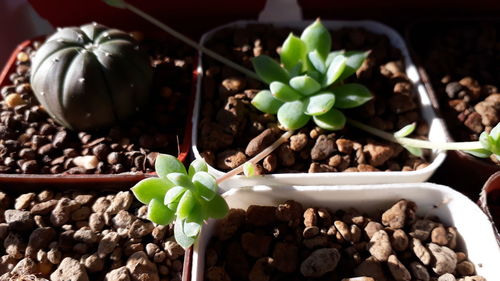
216;130;294;184
121;1;261;81
347;119;484;151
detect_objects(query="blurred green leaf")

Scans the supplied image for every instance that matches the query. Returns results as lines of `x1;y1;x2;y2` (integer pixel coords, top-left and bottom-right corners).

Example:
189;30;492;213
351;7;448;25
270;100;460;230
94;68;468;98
252;90;284;114
304;92;336;116
394;122;417;138
313;107;346;130
337;51;369;81
252;55;289;84
278;100;311;130
243;162;256;177
166;173;194;189
164;186;186;205
403;145;424;158
147;198;175;225
177;190;196;220
325;50;345;67
174;218;196;249
203;194;229;219
323;55;347;87
289;75;321;96
188;159;208;178
131;177;174;204
307;50;326;73
300;19;331;60
192;171;217;201
183;219;202;238
331;83;372;108
465;148;491;158
155;154;186;178
280;33;307;72
270;81;303;102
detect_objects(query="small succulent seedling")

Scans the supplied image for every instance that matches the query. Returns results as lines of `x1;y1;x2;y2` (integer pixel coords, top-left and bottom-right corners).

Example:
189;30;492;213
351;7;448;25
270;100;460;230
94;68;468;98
131;154;228;248
251;19;372;131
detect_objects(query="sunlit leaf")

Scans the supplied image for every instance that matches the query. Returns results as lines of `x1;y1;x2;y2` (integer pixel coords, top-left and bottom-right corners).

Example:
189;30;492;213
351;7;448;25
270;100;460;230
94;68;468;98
325;50;345;67
289;75;321;96
155;154;186;178
251;55;289;84
252;90;284;114
465;149;491;158
270;81;303;102
394;122;417;138
307;50;326;73
188;159;208;178
277;100;311;130
147;198;175;225
131;177;175;204
280;33;307;71
304;92;336;116
331;83;372;108
204;194;229;219
177;190;196;220
243;162;256;177
403;145;424;158
300;19;331;60
323;55;347;87
337;51;369;81
288;62;304;77
183;219;202;238
166;173;194;189
192;171;217;201
174;218;195;249
312;107;346;130
164;186;186;205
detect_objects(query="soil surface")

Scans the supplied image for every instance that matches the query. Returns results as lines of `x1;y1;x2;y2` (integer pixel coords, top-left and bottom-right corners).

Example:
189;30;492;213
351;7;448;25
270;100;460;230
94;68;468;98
0;33;194;175
198;24;430;174
206;200;485;281
0;188;184;281
410;21;500;165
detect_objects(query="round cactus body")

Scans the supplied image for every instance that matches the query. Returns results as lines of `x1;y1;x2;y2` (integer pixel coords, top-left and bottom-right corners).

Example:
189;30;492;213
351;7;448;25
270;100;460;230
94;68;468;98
30;22;152;131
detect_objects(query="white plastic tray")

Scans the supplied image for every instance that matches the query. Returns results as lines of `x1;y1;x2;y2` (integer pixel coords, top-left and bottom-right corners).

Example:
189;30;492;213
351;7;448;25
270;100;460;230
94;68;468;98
190;183;500;281
191;20;447;191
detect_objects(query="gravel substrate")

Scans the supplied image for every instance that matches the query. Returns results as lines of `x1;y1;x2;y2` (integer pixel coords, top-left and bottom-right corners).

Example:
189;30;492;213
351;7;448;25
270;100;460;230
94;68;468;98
412;21;500;165
198;25;430;174
0;189;184;281
206;199;485;281
0;33;194;174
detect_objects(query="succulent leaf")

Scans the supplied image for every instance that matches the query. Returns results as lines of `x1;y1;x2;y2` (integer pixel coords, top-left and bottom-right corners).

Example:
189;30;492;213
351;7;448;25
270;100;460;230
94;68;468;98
270;81;303;102
312;107;346;130
155;154;186;178
280;33;307;72
323;55;347;87
131;177;174;204
177;190;196;220
192;171;218;201
166;173;194;189
307;50;326;74
300;19;332;60
251;90;284;114
252;55;290;84
289;75;321;96
203;194;229;219
188;159;208;178
394;122;417;138
304;92;336;116
331;83;372;108
174;218;196;249
337;51;369;81
147;198;175;225
403;145;424;158
243;162;257;177
164;185;186;205
277;100;311;130
325;50;346;67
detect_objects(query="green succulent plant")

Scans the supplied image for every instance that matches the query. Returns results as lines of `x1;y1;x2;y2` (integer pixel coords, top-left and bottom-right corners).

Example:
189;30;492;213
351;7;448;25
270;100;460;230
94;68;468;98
251;19;372;131
131;154;228;249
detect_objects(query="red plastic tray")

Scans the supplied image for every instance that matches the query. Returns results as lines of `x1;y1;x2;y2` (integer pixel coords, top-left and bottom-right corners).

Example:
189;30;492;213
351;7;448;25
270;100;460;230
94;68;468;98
0;37;195;191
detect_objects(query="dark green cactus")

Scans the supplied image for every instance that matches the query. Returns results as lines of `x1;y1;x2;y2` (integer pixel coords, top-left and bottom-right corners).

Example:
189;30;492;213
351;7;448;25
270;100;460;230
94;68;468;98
30;22;152;131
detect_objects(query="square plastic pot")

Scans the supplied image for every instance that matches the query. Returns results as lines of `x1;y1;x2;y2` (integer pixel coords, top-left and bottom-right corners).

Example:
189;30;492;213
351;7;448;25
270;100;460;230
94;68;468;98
191;20;447;191
188;183;500;281
0;38;194;190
